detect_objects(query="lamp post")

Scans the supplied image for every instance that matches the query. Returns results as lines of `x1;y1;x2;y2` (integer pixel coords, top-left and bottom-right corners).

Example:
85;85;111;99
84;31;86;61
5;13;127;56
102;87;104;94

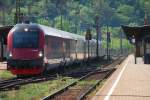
131;35;136;64
144;11;148;25
85;29;92;61
120;29;123;55
94;16;100;58
15;0;22;24
106;25;109;61
75;6;80;34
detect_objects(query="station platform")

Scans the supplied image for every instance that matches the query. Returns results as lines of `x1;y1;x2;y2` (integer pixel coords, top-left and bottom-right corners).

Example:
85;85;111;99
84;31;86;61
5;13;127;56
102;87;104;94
92;54;150;100
0;62;7;70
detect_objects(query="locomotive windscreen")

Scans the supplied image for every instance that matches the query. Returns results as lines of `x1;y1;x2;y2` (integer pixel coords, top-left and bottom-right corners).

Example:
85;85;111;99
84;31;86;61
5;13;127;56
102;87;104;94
13;30;39;48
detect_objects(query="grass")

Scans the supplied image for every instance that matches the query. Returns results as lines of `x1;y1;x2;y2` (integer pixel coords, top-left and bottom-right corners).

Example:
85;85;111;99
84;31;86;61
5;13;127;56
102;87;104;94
0;77;77;100
0;70;15;79
78;80;99;86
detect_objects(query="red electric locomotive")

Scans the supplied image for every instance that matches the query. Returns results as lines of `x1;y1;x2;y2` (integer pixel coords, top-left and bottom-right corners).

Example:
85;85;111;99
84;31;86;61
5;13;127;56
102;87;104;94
7;24;45;76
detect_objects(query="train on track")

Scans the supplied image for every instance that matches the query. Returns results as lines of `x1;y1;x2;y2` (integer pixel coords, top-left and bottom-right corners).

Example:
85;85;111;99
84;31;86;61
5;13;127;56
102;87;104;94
7;23;105;76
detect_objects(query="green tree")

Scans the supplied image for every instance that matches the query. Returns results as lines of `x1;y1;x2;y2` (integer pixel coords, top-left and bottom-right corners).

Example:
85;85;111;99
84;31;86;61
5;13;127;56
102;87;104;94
37;18;51;26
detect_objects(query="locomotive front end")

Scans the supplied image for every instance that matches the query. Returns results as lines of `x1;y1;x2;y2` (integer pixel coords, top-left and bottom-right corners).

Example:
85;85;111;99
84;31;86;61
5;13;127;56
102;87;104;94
7;24;45;76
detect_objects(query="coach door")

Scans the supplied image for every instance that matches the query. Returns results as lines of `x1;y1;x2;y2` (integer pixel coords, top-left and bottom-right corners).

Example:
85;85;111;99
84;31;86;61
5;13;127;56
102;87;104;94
62;40;66;61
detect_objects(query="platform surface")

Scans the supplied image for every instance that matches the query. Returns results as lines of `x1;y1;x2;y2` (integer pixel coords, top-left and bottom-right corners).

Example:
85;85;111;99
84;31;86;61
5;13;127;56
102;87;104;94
92;55;150;100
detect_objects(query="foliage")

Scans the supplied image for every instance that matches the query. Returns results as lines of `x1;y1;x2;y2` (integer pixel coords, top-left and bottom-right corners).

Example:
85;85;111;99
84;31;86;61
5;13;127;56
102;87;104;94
0;0;147;28
0;0;146;49
0;70;14;79
0;0;146;28
37;18;51;26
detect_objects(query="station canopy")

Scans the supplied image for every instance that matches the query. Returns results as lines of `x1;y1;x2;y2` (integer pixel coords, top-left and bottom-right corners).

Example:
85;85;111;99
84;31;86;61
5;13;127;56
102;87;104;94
0;26;13;35
122;25;150;41
0;26;13;44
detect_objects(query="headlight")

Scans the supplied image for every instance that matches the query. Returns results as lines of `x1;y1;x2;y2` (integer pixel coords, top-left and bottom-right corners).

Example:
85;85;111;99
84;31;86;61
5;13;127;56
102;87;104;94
9;52;12;57
38;51;43;57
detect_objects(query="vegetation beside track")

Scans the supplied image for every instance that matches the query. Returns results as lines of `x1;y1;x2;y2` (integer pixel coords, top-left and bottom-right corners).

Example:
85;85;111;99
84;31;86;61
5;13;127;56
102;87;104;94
0;76;77;100
0;70;15;79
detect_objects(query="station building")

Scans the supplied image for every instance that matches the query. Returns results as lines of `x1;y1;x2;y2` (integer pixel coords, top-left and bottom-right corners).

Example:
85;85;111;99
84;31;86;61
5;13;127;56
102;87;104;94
0;26;13;61
122;25;150;64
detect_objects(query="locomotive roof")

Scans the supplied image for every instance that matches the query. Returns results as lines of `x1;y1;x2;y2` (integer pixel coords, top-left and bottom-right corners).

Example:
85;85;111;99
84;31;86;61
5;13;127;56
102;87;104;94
14;23;85;40
14;23;98;42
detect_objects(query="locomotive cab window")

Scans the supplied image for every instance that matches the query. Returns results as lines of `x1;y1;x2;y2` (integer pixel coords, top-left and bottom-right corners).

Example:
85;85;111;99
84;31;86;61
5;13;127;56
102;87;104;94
13;30;39;48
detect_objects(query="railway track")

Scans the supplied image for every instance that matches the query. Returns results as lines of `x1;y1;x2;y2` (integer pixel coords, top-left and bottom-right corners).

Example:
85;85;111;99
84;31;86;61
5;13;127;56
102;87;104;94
42;56;125;100
0;56;125;93
0;68;96;91
0;75;56;91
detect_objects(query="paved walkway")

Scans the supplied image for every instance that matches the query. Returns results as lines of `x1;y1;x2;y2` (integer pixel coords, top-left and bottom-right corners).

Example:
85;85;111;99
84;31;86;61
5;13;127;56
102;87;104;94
92;55;150;100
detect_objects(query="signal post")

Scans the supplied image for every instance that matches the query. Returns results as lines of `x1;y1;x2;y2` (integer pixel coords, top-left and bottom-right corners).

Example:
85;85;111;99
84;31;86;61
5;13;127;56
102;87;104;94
85;29;92;62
